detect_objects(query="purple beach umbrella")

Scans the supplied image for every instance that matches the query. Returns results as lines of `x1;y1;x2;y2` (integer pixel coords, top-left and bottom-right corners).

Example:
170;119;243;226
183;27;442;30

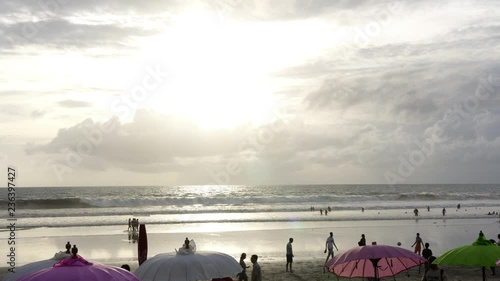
19;255;140;281
326;244;427;279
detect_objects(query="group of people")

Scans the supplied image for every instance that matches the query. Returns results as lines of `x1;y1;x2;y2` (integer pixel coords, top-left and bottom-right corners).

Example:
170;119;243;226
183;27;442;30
282;232;342;276
411;239;448;281
313;206;332;215
416;207;447;216
411;231;500;280
128;218;139;231
237;253;261;281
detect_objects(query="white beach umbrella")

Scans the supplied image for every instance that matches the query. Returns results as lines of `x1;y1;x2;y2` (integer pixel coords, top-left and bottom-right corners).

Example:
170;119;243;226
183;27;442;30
135;251;241;281
3;251;71;281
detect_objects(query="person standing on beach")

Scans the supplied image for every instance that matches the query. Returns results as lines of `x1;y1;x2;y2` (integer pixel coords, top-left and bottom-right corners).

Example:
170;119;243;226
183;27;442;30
238;253;249;281
412;233;424;255
422;243;433;270
251;254;262;281
442;208;446;216
325;232;339;264
286;238;294;273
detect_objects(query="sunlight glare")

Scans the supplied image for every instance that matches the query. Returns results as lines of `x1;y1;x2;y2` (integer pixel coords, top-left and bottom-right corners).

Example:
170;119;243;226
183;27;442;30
139;12;276;129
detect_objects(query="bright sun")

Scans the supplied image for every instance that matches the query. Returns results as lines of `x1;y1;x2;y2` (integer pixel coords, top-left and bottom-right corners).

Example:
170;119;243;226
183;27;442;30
138;12;277;129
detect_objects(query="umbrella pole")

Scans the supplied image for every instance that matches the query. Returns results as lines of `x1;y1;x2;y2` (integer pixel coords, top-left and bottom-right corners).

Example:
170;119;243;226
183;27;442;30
370;259;380;281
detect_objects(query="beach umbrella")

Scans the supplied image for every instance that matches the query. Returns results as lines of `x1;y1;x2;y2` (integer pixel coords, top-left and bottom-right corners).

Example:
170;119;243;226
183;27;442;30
3;251;71;281
135;251;241;281
138;223;148;265
326;244;427;279
434;234;500;281
19;255;140;281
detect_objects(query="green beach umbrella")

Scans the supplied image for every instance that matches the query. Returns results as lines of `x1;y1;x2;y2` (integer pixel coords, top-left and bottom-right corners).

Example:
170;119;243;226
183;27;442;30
434;232;500;281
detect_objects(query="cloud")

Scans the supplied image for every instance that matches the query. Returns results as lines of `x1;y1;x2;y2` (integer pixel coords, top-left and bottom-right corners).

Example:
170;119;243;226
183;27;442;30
31;110;46;118
57;100;93;108
0;18;158;50
26;110;253;169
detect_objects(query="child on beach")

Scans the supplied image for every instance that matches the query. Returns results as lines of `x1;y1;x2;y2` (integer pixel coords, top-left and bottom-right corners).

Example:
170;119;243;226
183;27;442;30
411;233;424;255
422;243;433;270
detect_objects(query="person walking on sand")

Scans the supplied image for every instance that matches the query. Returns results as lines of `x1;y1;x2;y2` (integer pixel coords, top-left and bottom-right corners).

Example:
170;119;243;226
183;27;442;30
238;253;249;281
251;254;262;281
325;232;339;264
286;238;294;273
412;233;424;255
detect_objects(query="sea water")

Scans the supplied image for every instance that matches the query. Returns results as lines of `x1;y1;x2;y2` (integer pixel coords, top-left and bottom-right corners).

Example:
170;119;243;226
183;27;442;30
2;184;500;266
1;184;499;229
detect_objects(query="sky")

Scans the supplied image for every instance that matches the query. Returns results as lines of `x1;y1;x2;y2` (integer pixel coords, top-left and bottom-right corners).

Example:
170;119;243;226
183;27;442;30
1;0;500;187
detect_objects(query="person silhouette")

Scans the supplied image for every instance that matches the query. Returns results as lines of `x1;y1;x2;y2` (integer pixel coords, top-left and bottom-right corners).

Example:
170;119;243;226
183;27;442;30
71;245;78;258
411;233;424;255
422;243;433;270
65;241;71;254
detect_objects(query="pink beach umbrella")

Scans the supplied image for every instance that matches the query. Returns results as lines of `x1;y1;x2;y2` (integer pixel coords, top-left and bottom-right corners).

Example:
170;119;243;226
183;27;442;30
19;255;140;281
326;245;427;279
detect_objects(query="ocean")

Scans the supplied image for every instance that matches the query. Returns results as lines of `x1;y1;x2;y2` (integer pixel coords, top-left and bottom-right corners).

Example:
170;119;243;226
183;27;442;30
2;184;500;229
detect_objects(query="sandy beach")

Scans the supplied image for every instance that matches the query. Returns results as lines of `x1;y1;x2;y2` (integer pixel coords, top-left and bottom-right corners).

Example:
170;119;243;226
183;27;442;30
2;215;500;280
